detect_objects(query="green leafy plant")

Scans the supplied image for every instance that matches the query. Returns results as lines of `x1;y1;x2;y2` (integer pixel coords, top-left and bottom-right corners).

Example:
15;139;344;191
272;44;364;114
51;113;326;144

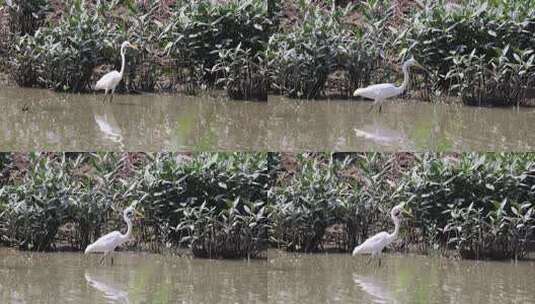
270;153;404;253
134;153;268;253
177;198;269;259
161;0;271;93
5;0;50;36
402;153;535;259
266;3;339;99
121;3;166;92
1;154;77;250
266;1;387;99
405;0;535;105
7;33;44;87
0;152;269;259
447;47;535;106
215;44;269;101
36;0;117;92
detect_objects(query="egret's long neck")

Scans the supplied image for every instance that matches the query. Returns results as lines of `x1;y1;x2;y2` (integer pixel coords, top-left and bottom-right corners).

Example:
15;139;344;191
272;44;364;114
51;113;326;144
389;216;400;240
399;64;410;92
119;46;127;76
123;215;133;241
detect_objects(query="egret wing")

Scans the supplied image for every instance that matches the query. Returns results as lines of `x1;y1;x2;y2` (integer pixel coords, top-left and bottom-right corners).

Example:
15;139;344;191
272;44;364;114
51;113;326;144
354;83;401;100
85;231;123;253
352;231;390;255
85;273;130;301
95;71;121;91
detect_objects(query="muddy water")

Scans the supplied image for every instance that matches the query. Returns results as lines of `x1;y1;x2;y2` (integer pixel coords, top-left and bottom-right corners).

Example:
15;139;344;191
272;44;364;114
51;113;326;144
2;248;534;304
0;248;267;303
268;250;535;304
2;88;535;151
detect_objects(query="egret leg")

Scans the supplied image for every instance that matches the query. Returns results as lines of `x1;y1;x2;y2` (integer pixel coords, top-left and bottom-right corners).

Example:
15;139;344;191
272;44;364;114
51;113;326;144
110;89;116;103
102;90;108;103
376;99;384;113
99;254;106;265
111;254;114;266
368;102;375;113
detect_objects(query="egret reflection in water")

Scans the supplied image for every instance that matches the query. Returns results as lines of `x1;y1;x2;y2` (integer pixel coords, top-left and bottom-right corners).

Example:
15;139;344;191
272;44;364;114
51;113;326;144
0;248;268;303
352;274;398;304
93;104;124;147
354;122;412;148
85;272;130;304
2;88;535;150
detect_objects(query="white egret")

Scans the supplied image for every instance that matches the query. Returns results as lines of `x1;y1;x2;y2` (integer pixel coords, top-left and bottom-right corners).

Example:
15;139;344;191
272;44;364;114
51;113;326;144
353;58;424;112
84;205;140;265
352;203;406;266
95;41;138;102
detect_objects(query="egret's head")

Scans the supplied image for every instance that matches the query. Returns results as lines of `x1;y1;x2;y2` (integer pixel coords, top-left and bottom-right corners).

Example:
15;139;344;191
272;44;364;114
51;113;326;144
124;203;143;222
390;203;407;219
404;57;426;71
121;41;138;50
404;57;418;67
391;205;402;218
123;206;136;219
391;202;412;220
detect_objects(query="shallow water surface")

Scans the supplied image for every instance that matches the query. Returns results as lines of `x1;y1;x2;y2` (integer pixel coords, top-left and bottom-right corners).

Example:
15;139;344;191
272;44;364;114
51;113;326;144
268;250;535;304
2;88;535;151
0;248;267;303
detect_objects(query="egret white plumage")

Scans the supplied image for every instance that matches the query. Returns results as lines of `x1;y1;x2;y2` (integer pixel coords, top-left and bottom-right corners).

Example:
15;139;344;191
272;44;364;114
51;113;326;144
352;203;406;266
95;41;137;102
353;58;424;112
85;205;140;265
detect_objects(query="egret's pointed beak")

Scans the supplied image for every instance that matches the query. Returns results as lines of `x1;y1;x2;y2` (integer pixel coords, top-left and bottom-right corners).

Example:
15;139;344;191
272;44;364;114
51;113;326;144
130;44;139;50
402;208;413;218
414;62;430;74
134;210;144;220
396;202;412;217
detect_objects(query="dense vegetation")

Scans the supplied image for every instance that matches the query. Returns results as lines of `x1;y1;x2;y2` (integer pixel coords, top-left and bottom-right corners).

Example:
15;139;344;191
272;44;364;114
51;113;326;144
405;0;535;105
1;152;534;260
0;153;269;259
161;0;272;99
269;153;396;252
270;153;535;260
267;0;392;99
400;153;535;260
2;0;535;105
2;0;273;99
